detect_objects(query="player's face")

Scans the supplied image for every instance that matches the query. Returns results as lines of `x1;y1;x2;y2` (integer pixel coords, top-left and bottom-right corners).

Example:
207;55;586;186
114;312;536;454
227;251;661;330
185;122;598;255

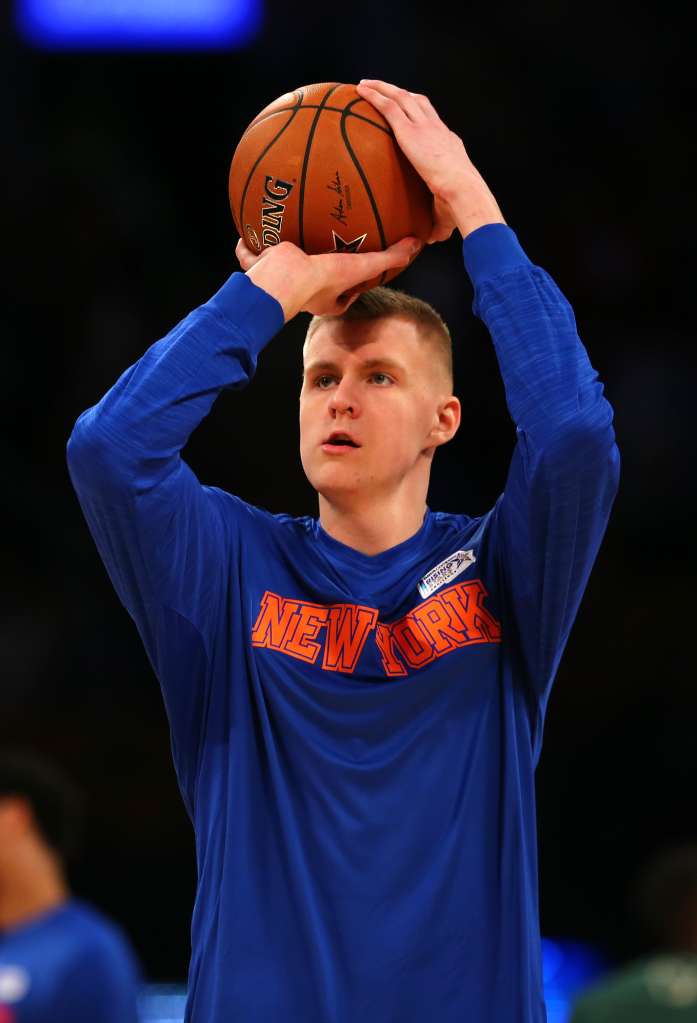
300;316;456;502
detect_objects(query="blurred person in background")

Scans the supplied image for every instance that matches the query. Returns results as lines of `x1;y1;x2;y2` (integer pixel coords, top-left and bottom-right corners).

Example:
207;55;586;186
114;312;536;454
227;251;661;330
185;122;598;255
571;844;697;1021
0;751;141;1022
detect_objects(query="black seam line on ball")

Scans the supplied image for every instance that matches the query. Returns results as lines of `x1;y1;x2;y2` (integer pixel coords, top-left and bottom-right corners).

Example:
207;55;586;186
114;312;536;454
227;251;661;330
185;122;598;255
246;104;392;136
298;84;342;251
340;98;387;281
239;93;304;233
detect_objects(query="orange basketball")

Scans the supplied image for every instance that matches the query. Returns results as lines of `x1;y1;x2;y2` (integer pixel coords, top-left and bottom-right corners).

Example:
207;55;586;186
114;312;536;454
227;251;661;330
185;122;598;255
229;82;433;288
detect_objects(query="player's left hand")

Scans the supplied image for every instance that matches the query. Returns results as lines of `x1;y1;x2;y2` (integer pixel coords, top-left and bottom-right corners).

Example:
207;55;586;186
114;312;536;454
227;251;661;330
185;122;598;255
355;80;505;242
235;234;422;320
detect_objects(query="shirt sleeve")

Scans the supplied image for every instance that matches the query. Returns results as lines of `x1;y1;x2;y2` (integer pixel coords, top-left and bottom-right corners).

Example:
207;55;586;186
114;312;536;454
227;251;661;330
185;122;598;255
463;225;620;754
66;271;284;804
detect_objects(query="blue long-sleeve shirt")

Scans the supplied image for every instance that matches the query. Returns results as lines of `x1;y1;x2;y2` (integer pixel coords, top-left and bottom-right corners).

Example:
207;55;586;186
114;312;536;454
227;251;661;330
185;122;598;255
66;225;619;1023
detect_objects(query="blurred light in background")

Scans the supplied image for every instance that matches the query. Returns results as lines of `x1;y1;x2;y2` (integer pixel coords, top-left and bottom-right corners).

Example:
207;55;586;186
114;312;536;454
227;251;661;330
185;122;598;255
15;0;263;49
542;938;607;1023
138;941;607;1022
139;985;187;1022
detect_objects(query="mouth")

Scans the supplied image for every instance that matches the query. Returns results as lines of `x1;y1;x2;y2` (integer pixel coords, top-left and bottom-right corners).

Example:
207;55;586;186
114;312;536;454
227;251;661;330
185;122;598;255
321;432;361;453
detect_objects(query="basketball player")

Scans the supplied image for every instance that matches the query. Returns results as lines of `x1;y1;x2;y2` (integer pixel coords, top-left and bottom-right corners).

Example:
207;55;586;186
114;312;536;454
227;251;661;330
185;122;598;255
0;751;141;1022
66;80;620;1022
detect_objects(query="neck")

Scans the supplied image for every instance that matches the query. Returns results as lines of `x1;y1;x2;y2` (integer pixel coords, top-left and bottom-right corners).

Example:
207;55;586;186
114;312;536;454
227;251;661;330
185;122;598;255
318;483;428;556
0;840;69;931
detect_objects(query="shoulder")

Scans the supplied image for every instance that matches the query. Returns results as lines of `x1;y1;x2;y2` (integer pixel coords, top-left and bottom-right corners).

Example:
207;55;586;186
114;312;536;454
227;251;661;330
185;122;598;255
43;902;142;1020
429;507;496;544
429;509;475;533
203;486;314;543
60;901;140;978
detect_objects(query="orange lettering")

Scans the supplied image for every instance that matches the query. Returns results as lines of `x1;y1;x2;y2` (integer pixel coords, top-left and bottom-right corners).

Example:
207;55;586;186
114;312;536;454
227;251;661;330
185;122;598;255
322;604;378;673
251;579;500;677
440;581;502;642
283;603;329;663
412;594;466;653
251;591;301;650
392;617;436;669
375;623;408;677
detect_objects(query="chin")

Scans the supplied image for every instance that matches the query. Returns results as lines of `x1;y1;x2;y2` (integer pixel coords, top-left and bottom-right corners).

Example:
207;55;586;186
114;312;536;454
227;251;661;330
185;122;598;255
305;464;365;499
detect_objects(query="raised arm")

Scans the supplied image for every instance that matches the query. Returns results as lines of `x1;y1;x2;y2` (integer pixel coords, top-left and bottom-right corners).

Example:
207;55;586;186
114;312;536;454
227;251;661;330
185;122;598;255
67;238;421;617
67;239;419;797
67;273;285;796
464;224;619;750
357;81;620;749
67;272;285;635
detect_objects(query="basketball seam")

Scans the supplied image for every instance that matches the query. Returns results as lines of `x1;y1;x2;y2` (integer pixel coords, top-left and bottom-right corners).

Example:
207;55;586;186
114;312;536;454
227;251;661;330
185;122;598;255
340;99;388;282
238;93;303;238
298;84;343;251
244;105;392;138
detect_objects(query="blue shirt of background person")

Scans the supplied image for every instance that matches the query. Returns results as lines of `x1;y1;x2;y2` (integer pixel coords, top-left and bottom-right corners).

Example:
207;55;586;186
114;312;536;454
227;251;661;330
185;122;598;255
0;751;142;1023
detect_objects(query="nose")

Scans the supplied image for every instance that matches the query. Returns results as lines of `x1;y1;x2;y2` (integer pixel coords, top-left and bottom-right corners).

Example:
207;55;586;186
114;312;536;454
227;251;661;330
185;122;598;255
328;379;361;418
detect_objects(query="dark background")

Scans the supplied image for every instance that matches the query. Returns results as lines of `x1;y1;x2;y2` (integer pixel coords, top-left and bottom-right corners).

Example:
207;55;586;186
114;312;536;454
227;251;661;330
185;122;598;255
3;0;695;984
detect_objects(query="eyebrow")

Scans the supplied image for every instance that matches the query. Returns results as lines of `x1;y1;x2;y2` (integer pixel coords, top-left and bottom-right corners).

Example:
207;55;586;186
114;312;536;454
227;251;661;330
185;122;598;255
303;356;406;377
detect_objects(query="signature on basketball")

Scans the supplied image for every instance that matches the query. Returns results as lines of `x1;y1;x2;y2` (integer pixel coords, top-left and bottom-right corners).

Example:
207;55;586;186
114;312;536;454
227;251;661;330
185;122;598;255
327;171;352;225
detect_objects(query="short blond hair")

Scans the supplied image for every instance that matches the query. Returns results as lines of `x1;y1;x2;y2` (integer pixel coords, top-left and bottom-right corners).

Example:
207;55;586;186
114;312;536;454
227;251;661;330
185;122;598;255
305;286;453;387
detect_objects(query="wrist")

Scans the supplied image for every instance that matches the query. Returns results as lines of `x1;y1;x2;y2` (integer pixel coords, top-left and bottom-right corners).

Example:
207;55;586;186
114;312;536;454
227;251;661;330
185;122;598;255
246;244;316;321
454;208;507;241
448;189;506;241
437;167;506;240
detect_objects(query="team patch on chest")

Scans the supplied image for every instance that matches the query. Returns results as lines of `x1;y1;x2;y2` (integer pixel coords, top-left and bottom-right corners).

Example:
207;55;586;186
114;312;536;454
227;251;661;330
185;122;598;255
250;580;501;677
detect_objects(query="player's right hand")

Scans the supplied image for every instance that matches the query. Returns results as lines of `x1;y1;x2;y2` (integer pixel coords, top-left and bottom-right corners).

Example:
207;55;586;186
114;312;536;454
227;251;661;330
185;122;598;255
235;237;422;321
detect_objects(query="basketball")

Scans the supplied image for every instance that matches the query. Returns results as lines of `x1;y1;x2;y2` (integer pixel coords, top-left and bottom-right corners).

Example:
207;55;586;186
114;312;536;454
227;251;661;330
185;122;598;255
229;82;433;288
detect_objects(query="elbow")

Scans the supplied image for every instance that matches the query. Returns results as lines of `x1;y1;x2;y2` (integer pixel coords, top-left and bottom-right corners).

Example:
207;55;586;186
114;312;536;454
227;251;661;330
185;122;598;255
66;407;129;489
538;404;620;488
66;409;95;470
67;408;105;469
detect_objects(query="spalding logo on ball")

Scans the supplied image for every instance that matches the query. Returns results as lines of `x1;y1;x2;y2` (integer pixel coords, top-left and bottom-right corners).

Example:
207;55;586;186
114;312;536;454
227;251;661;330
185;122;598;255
229;82;433;287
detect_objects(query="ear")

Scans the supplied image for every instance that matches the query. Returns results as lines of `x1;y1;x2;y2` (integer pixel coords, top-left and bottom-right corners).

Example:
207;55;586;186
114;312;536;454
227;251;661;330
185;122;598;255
428;395;461;448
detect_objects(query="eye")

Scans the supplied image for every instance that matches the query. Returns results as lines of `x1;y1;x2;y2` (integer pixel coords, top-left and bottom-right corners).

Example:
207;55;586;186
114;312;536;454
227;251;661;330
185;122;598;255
370;372;393;386
315;374;336;389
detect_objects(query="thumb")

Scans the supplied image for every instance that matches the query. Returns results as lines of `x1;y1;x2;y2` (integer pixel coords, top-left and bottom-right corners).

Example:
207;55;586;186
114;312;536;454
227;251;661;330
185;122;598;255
427;224;455;244
387;236;424;262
